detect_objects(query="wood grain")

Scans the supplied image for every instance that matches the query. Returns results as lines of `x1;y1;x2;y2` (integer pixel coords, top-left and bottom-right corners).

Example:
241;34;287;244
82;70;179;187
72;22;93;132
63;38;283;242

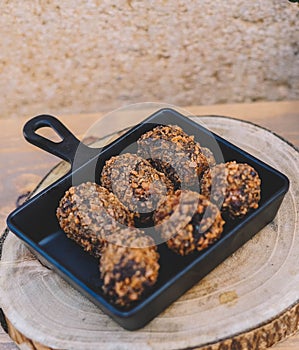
0;114;298;350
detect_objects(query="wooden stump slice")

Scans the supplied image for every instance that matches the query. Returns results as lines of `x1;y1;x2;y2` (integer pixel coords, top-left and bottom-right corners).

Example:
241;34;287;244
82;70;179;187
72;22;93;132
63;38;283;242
0;116;298;350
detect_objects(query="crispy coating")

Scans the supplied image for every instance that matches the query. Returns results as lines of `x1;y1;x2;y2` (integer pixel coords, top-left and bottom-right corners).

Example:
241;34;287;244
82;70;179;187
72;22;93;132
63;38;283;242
147;158;181;191
146;148;216;191
154;190;225;256
56;182;134;258
200;161;261;218
100;153;174;216
137;125;209;188
100;227;160;306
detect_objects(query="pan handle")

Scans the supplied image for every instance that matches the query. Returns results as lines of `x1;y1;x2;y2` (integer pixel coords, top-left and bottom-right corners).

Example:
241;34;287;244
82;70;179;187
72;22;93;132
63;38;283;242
23;114;92;164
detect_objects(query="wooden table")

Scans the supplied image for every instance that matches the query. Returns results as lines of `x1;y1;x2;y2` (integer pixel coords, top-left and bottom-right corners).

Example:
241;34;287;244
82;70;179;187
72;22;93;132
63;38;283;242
0;101;298;349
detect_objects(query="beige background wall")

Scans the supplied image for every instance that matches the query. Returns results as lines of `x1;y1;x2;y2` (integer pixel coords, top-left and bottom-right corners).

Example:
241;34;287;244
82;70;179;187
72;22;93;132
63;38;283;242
0;0;298;118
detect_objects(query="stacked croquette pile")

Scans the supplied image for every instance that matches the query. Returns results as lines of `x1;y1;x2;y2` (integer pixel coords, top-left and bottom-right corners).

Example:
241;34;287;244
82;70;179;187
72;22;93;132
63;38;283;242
56;124;261;307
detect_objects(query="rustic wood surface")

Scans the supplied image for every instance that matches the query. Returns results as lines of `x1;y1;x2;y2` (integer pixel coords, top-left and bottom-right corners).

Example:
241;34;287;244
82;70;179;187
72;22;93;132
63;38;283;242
0;101;298;349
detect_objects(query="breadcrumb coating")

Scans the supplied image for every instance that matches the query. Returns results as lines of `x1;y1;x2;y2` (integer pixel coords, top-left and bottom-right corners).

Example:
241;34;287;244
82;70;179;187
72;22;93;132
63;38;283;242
154;190;225;256
100;227;160;306
137;125;209;188
56;182;134;258
101;153;174;216
200;161;261;218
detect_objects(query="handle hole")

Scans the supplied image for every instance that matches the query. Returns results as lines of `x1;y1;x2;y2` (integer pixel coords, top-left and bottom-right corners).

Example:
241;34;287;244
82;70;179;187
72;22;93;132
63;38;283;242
35;126;63;143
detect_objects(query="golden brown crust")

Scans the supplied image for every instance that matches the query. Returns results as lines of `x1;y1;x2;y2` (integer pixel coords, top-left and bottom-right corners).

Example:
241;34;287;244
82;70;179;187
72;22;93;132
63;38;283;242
154;190;225;256
200;161;261;218
137;125;209;188
100;153;174;216
56;182;134;258
100;228;160;306
147;158;181;190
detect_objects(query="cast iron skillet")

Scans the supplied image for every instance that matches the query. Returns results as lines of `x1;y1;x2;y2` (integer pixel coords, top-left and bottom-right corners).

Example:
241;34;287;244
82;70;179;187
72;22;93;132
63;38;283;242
7;108;289;330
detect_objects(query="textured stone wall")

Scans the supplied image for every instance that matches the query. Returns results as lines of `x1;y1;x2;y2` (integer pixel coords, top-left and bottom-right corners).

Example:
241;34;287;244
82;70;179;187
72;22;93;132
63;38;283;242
0;0;298;118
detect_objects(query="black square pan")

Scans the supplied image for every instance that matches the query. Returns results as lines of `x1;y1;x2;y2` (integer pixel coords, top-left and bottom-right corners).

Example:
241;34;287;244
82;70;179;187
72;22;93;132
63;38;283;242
7;108;289;330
